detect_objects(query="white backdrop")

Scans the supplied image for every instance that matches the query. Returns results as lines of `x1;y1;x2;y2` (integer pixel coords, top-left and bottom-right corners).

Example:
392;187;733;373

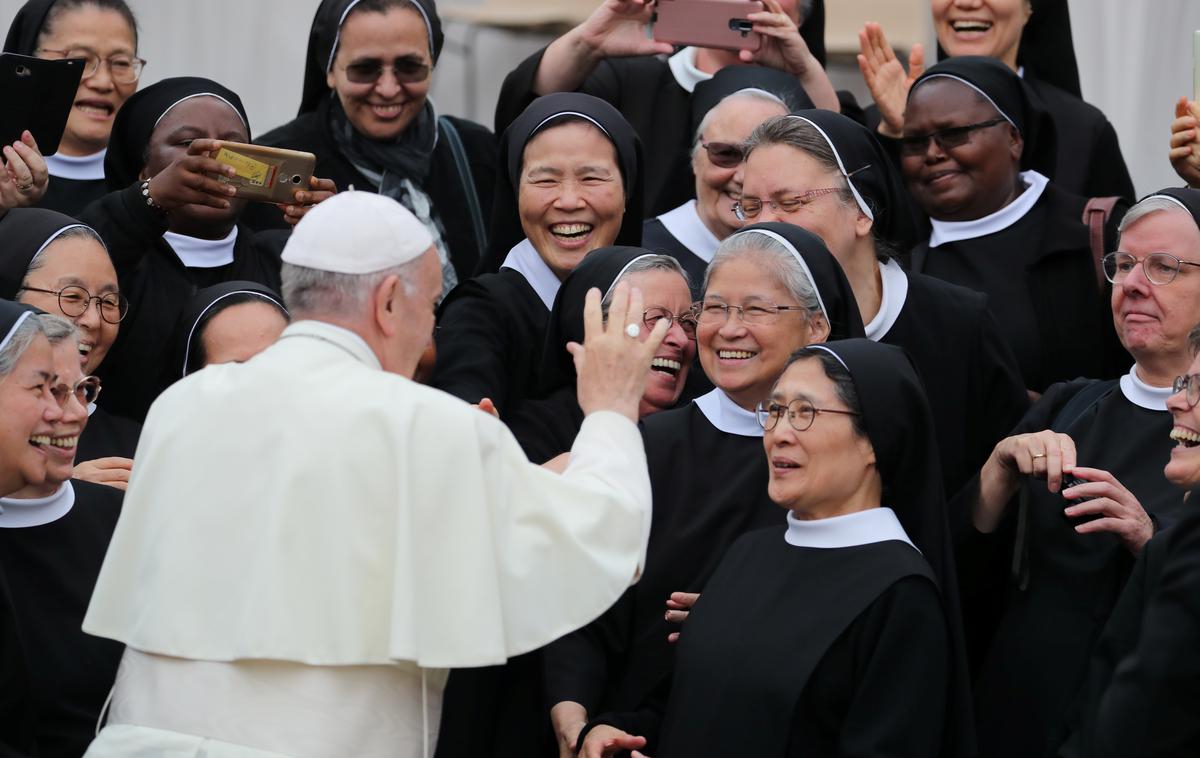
2;0;1199;197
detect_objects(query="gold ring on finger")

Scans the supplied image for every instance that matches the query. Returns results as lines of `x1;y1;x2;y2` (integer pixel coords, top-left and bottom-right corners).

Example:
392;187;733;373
1031;452;1047;459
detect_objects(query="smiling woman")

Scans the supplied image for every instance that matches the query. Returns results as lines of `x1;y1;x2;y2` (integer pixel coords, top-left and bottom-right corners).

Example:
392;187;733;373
904;56;1130;394
4;0;143;215
254;0;497;287
431;93;644;416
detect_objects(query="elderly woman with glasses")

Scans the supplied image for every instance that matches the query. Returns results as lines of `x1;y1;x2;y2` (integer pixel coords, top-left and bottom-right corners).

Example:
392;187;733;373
577;340;974;758
0;207;140;490
4;0;145;214
961;188;1200;758
0;310;125;758
253;0;496;288
544;222;865;757
902;56;1130;396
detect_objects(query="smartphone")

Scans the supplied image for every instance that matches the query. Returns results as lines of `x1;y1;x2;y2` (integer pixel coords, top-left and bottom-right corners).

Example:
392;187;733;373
0;53;84;155
652;0;764;53
208;142;316;204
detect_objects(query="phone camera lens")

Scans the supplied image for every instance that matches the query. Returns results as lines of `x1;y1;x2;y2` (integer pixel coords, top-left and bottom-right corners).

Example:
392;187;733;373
291;175;302;184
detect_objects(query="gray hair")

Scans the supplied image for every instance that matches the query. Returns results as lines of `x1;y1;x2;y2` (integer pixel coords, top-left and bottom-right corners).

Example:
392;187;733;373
280;260;421;318
21;226;109;288
1118;195;1194;235
691;90;791;158
600;255;690;313
703;231;823;316
0;312;76;379
1190;322;1200;356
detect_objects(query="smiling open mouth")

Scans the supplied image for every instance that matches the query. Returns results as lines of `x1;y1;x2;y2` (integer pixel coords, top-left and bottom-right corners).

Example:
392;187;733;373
29;435;78;451
651;357;682;376
1171;427;1200;448
550;223;592;241
718;350;756;360
950;20;993;33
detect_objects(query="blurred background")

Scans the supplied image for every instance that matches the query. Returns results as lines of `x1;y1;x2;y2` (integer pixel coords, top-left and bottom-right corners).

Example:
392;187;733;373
2;0;1198;196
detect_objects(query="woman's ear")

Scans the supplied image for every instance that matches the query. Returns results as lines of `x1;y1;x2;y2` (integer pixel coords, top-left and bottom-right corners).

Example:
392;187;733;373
807;311;831;343
1009;126;1024;164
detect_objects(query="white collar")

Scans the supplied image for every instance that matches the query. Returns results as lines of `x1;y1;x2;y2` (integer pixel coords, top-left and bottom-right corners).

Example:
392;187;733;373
928;170;1049;248
0;481;75;528
1120;364;1173;411
280;320;382;370
500;238;562;311
657;200;722;263
87;401;96;416
864;258;909;341
784;506;916;550
44;149;106;181
164;227;239;269
668;47;711;94
694;388;763;437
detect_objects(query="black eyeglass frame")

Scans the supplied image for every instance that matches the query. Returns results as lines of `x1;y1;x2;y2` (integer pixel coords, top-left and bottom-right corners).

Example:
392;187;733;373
19;285;128;324
897;117;1009;157
341;56;432;85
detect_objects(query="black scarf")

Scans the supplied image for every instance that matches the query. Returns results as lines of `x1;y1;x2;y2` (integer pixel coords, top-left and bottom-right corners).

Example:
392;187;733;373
0;298;38;353
1148;187;1200;229
328;96;438;187
3;0;58;54
689;65;814;138
172;280;286;379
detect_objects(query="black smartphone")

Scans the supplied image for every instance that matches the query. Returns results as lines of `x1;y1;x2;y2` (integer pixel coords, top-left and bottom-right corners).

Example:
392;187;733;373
1061;475;1102;524
0;53;85;155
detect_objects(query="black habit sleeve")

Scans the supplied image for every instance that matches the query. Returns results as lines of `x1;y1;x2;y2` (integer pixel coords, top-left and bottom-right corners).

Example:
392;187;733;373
78;183;172;274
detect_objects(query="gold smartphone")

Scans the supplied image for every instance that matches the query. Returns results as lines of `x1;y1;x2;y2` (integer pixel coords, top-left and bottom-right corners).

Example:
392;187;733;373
209;142;317;204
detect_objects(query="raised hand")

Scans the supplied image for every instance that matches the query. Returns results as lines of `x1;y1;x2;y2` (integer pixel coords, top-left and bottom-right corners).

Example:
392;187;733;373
281;176;338;226
737;0;839;111
145;138;239;211
0;130;50;209
1170;97;1200;188
569;281;670;422
857;22;924;137
976;429;1078;532
535;0;674;94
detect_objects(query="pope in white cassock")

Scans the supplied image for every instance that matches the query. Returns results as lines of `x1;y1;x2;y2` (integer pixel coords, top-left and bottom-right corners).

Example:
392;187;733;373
81;192;670;758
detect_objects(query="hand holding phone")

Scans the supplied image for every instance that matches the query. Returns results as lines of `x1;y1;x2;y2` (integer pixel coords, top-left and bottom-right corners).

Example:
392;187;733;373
207;142;317;205
652;0;764;52
147;138;239;212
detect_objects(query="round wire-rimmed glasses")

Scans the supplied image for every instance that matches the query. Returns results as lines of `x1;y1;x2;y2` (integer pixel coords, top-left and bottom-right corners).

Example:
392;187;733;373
756;399;860;431
19;285;128;324
1102;252;1200;286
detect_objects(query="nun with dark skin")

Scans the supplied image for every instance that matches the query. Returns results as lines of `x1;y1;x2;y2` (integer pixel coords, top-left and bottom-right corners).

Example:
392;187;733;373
0;207;141;490
737;110;1028;498
857;0;1134;201
580;340;974;758
253;0;497;289
77;77;332;422
432;93;643;418
0;312;124;758
544;223;864;757
903;57;1129;395
494;0;844;218
3;0;143;214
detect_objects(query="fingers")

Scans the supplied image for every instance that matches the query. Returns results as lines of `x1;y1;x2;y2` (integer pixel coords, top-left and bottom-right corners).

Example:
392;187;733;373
309;176;337;192
908;42;925;81
664;609;688;623
581;286;606;342
9;140;48;188
667;591;699;609
188;138;223;156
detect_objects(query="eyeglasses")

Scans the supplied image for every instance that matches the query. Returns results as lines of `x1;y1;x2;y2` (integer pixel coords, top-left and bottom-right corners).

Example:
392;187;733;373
643;306;697;340
1173;373;1200;409
49;375;102;409
1102;252;1200;286
37;48;146;84
897;117;1008;157
693;299;810;326
342;56;431;85
733;188;843;221
756;399;860;431
700;139;744;169
19;285;128;324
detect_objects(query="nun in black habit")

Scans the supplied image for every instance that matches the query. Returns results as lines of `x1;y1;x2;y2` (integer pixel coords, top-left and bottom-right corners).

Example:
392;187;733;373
170;280;288;380
543;222;865;752
0;207;141;477
738;109;1028;497
903;57;1129;394
3;0;144;215
493;0;855;219
0;304;124;758
77;76;287;422
960;190;1200;757
252;0;496;287
641;65;806;293
578;339;974;758
432;93;643;416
